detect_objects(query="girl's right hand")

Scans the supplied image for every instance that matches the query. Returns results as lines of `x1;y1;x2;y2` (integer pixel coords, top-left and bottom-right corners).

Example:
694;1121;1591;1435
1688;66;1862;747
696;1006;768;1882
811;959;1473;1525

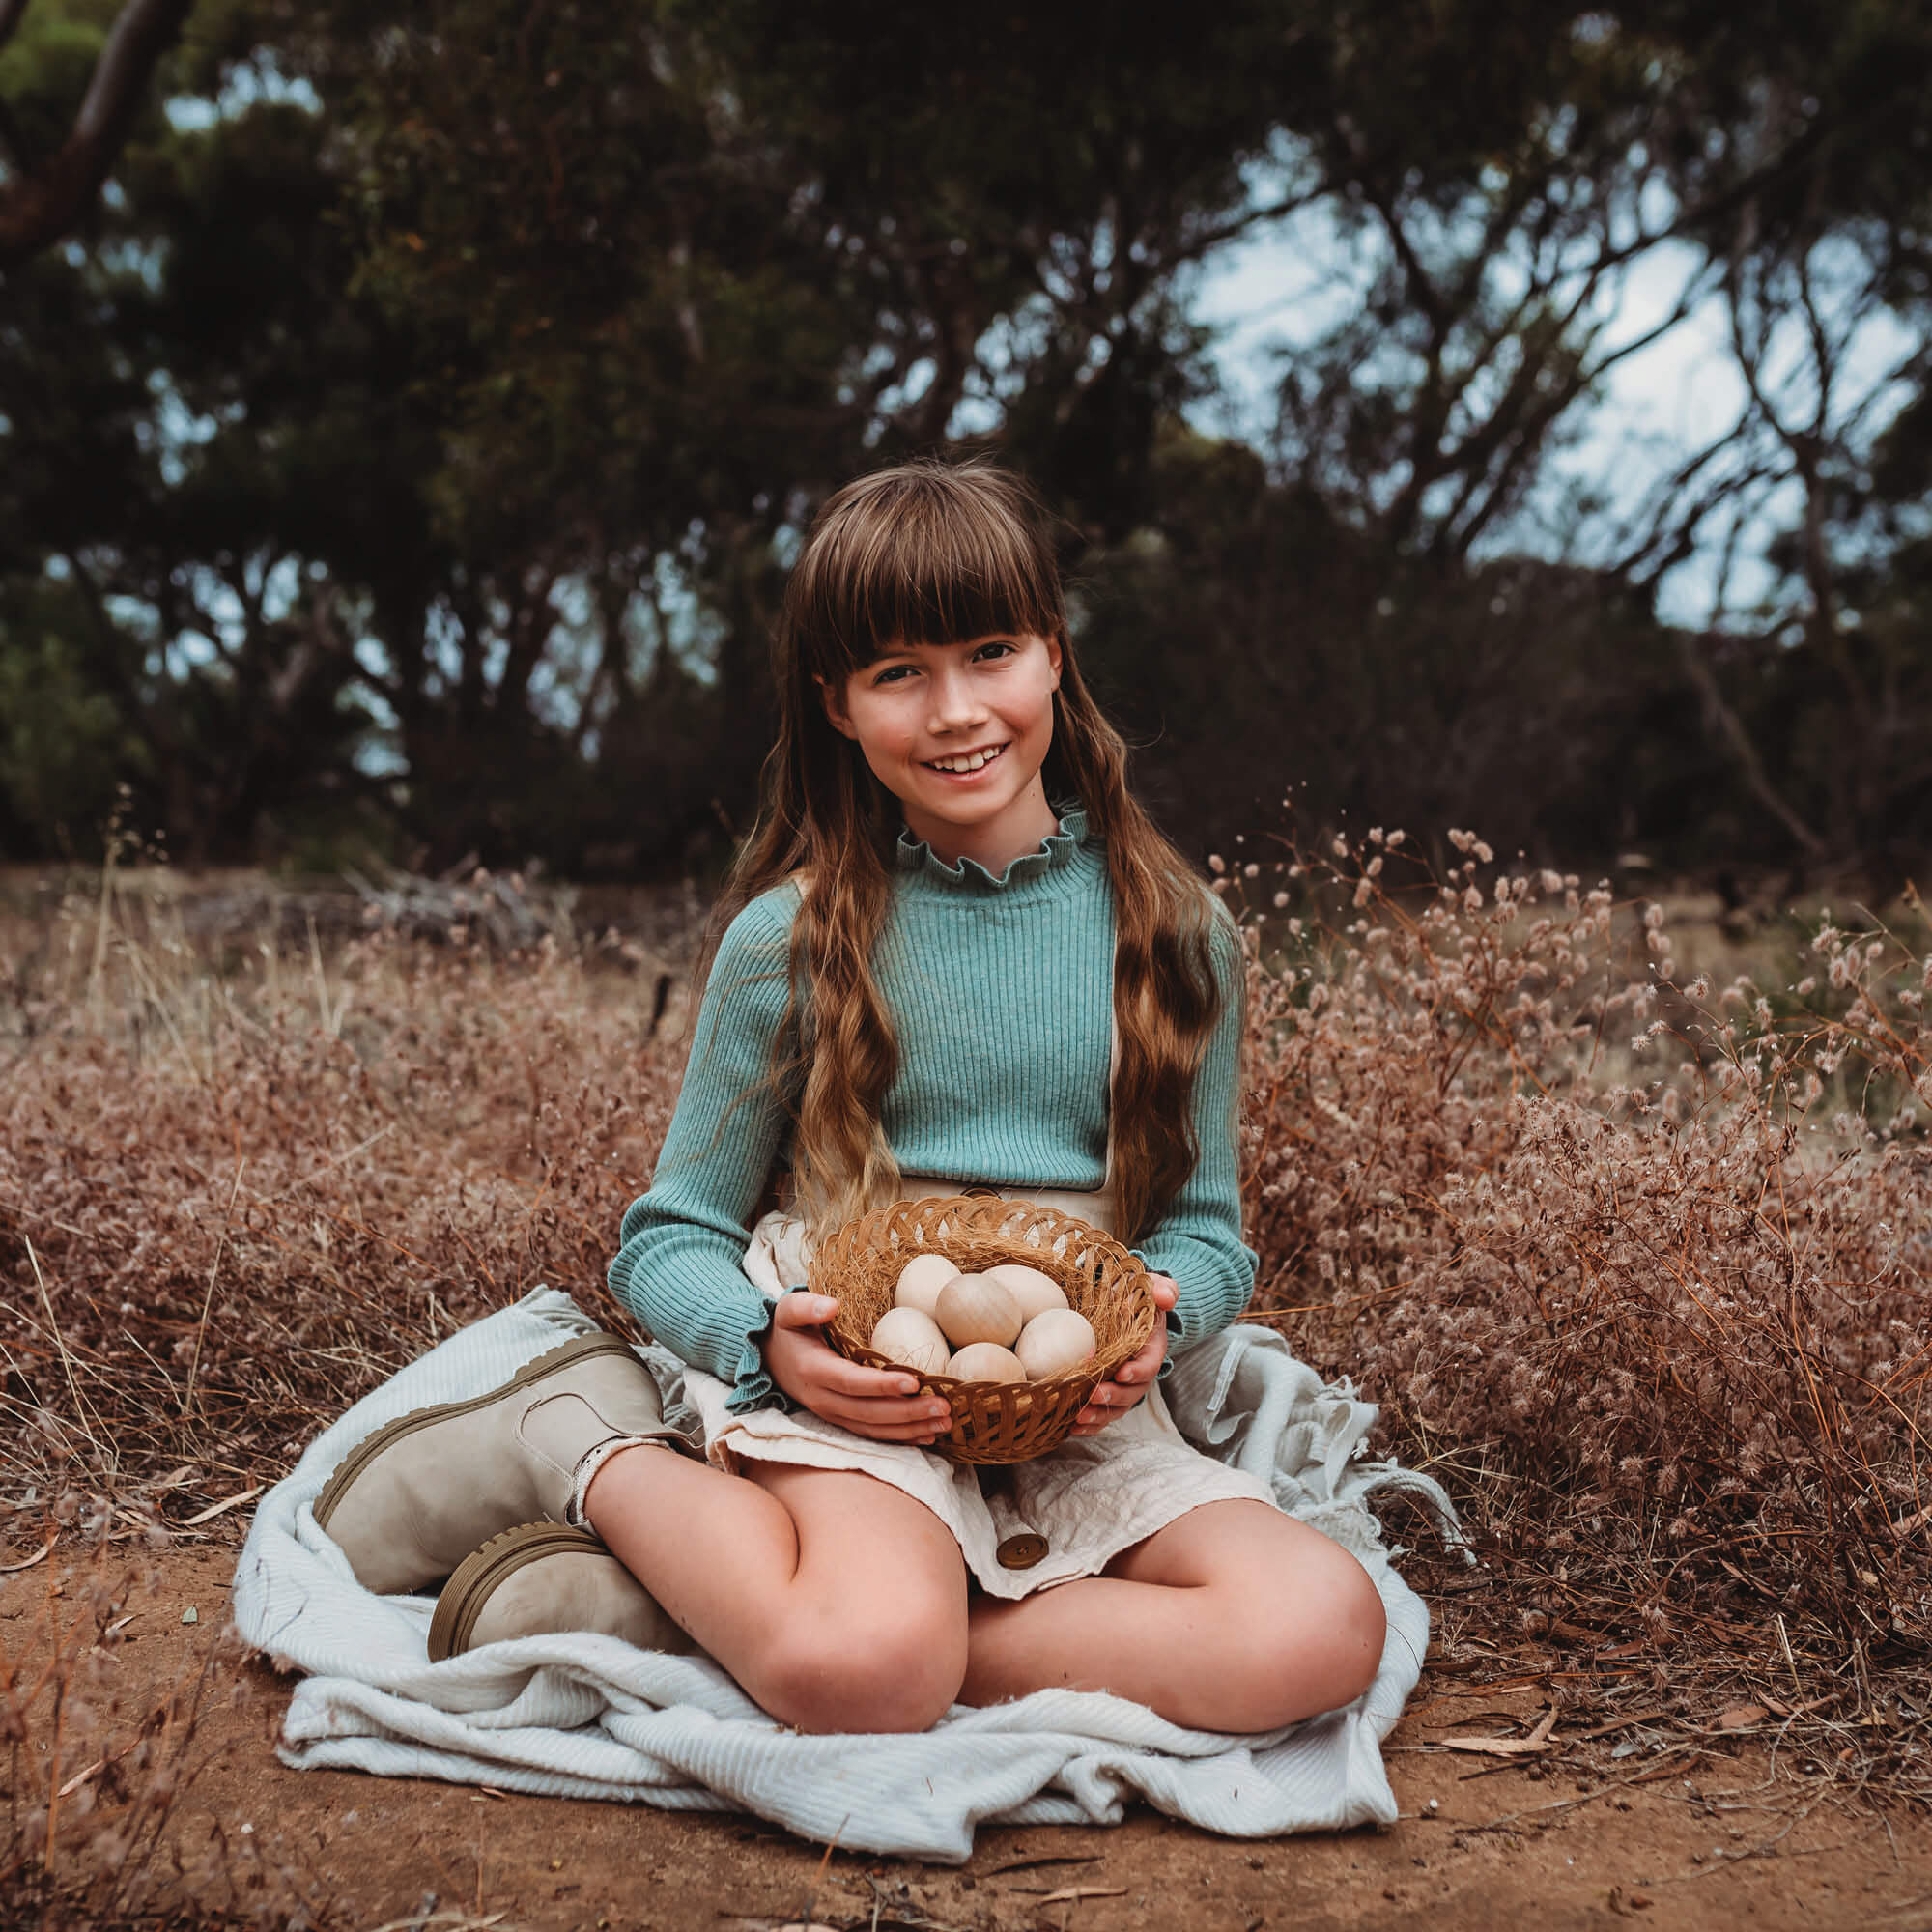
766;1293;954;1444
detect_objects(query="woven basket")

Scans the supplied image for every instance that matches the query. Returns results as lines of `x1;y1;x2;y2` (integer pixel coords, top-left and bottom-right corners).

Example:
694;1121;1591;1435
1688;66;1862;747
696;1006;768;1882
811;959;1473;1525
811;1194;1157;1464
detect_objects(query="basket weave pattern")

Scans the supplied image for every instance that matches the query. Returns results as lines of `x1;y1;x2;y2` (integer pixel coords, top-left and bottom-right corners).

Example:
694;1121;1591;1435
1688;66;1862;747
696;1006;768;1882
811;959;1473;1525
811;1195;1158;1464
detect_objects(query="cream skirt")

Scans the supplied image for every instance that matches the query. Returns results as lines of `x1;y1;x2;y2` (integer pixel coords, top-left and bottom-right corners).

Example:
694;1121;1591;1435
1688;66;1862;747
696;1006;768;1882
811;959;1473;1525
677;1184;1277;1602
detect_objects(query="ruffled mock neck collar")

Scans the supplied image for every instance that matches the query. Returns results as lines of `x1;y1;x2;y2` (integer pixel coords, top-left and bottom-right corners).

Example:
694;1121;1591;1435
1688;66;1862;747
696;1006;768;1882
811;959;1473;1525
894;806;1094;894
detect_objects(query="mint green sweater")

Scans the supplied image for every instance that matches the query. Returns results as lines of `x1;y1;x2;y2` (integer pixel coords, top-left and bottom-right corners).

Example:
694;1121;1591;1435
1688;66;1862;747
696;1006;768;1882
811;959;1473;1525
607;810;1255;1409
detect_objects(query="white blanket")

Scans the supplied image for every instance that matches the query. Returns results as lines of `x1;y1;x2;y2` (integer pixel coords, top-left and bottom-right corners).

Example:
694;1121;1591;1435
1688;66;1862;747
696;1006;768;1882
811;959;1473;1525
232;1290;1463;1861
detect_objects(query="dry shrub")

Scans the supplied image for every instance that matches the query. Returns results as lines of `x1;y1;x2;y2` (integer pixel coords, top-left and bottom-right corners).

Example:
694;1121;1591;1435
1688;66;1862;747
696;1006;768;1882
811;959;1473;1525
0;862;684;1506
1227;830;1930;1684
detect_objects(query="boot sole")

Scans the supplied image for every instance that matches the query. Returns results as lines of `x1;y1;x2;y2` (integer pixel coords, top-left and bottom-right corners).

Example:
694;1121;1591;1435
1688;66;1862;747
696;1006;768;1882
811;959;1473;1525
313;1332;648;1537
428;1520;603;1661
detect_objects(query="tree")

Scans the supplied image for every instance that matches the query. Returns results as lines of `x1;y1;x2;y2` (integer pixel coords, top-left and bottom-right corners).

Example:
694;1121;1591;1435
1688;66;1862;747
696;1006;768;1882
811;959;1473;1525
251;0;1319;865
0;46;432;860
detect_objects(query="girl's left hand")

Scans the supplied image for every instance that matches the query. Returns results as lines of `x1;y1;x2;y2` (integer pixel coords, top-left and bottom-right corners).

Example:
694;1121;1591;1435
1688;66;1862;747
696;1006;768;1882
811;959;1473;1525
1068;1273;1176;1436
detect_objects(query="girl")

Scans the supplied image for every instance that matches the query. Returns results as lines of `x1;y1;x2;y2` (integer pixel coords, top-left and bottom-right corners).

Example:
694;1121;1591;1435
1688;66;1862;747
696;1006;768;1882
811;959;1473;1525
316;460;1385;1735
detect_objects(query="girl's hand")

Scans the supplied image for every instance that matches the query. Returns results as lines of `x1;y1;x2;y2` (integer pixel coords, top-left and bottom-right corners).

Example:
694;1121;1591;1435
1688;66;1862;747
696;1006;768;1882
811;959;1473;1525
1069;1273;1177;1436
766;1293;954;1443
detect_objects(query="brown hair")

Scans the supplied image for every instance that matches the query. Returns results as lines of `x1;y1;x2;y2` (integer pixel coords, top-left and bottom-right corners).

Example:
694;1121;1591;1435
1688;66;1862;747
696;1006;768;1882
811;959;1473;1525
712;457;1225;1241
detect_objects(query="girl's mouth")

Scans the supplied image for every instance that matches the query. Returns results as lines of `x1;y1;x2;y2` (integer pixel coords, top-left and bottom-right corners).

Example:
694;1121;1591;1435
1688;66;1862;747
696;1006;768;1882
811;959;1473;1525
923;743;1008;777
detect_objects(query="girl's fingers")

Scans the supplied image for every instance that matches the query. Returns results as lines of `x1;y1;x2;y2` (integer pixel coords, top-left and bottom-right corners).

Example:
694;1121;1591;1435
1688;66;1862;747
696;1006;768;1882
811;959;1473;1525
816;1396;951;1429
1116;1323;1169;1384
806;1350;927;1402
800;1368;951;1425
1074;1375;1150;1430
814;1402;950;1438
772;1293;839;1329
837;1419;946;1443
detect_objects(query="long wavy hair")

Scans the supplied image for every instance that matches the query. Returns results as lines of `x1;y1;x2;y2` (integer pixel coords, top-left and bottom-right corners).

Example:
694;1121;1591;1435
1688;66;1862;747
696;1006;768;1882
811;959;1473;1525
711;458;1225;1242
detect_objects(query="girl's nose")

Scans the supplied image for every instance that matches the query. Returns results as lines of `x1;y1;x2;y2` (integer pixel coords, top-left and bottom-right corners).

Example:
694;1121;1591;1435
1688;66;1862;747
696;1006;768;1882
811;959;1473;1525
926;666;988;730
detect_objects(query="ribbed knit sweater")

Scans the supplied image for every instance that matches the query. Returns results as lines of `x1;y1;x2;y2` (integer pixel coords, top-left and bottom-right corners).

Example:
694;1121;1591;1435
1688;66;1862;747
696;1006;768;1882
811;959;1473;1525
607;810;1256;1410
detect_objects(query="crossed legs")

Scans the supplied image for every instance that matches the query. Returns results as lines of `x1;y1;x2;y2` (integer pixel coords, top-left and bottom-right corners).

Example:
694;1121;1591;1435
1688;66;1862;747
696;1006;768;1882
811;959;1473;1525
582;1448;1386;1735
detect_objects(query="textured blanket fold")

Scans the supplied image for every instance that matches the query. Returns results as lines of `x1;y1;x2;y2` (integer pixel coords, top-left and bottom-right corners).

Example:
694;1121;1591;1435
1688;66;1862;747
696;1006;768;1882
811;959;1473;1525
232;1289;1461;1861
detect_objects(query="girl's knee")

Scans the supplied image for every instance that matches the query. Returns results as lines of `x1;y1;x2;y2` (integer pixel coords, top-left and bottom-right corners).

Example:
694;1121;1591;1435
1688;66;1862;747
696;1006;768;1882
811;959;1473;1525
1274;1542;1386;1719
1313;1548;1387;1706
757;1601;967;1735
1220;1539;1385;1730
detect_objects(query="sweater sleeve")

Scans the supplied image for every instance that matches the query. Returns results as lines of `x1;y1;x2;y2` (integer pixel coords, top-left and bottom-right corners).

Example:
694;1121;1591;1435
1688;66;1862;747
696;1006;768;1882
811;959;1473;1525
607;893;801;1410
1135;900;1258;1350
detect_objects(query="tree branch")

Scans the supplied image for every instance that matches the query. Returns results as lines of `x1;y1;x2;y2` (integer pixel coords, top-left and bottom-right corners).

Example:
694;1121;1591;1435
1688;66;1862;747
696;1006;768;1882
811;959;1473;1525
1678;632;1828;859
1153;185;1328;271
0;0;196;270
1441;277;1715;560
1605;426;1769;590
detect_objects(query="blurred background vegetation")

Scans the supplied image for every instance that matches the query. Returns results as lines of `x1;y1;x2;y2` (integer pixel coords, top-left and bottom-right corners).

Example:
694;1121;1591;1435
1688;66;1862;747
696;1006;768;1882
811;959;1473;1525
1;0;1928;893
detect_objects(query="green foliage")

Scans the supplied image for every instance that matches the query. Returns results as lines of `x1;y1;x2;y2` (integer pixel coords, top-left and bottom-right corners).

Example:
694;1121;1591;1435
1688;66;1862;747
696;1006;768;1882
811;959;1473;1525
0;1;120;156
0;582;147;850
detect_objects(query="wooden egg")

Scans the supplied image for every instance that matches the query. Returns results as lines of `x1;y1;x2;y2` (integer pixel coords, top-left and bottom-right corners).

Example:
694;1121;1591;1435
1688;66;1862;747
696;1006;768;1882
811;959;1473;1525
1014;1307;1097;1379
946;1341;1026;1383
895;1251;961;1319
982;1262;1067;1323
934;1273;1023;1349
869;1305;952;1377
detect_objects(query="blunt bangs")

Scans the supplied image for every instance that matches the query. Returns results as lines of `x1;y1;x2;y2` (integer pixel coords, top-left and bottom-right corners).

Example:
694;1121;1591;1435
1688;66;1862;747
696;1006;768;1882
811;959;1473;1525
784;462;1065;680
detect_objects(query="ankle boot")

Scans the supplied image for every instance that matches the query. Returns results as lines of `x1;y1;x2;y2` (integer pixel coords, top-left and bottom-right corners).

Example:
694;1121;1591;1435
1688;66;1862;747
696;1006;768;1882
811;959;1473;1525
314;1333;685;1594
428;1520;693;1662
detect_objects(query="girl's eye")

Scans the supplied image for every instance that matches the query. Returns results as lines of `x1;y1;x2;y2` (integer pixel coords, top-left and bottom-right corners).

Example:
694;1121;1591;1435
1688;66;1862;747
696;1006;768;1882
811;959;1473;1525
871;663;918;685
973;641;1015;663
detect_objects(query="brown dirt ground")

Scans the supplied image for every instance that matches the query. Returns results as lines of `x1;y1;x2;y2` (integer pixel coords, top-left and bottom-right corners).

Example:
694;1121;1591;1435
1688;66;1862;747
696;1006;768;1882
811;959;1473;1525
11;1543;1932;1932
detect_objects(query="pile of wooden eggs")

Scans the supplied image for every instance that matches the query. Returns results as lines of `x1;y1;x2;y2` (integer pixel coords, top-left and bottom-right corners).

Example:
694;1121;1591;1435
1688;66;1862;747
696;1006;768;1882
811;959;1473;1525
870;1253;1097;1383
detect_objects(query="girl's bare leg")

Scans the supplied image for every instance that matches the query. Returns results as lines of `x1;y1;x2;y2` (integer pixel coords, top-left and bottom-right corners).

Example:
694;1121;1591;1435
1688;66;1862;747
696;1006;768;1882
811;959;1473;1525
582;1450;968;1734
960;1501;1386;1732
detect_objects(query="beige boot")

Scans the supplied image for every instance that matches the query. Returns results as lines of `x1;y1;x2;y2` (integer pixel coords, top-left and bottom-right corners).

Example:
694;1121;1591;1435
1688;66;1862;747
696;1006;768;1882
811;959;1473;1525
428;1521;693;1661
314;1333;684;1594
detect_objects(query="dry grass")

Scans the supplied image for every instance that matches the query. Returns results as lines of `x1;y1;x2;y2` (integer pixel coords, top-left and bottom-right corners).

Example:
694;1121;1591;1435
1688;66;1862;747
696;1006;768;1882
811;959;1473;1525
1;1554;297;1931
1;832;1928;1837
0;859;684;1514
1222;828;1930;1795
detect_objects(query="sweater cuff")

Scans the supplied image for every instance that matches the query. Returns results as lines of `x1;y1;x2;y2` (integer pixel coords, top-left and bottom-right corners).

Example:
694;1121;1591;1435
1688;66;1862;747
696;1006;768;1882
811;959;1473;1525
1126;1248;1186;1382
723;1287;815;1415
1133;1239;1252;1351
723;1296;794;1414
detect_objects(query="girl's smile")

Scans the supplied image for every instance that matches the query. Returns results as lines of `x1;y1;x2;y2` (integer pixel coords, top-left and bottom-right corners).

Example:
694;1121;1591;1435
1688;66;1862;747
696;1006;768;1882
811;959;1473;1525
822;632;1063;871
923;741;1008;777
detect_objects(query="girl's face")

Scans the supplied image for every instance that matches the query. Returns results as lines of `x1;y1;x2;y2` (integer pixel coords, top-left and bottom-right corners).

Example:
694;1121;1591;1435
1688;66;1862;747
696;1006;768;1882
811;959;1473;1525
822;631;1064;867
